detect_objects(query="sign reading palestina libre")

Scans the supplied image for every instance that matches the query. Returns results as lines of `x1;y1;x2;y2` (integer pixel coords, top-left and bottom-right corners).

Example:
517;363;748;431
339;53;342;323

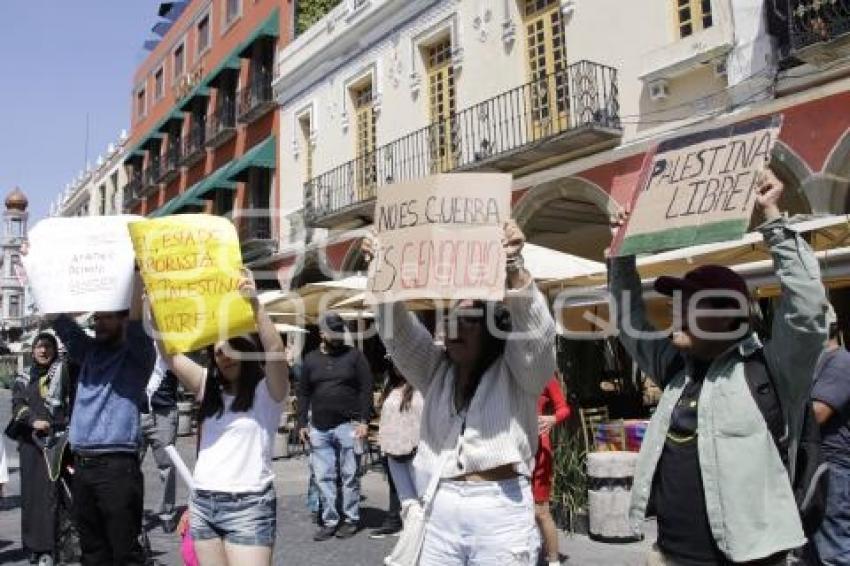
128;215;256;354
367;173;512;304
612;115;784;256
24;216;141;314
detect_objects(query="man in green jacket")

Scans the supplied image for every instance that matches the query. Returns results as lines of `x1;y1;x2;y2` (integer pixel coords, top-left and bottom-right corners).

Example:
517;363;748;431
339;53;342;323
609;169;829;565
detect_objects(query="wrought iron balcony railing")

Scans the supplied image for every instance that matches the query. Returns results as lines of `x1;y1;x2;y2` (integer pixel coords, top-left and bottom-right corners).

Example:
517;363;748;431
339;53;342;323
790;0;850;51
206;98;237;148
237;70;275;124
181;121;206;166
159;138;182;183
122;170;143;211
304;60;620;226
143;155;161;190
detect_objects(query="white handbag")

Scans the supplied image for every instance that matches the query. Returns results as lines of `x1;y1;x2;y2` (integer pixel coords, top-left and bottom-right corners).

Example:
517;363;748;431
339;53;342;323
384;412;465;566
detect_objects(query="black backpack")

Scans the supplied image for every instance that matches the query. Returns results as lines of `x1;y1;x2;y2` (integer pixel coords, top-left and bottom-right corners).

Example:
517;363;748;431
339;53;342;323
743;349;829;536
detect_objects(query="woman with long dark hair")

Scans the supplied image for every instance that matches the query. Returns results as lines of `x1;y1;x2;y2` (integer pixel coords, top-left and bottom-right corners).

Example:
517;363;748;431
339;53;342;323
365;220;556;565
160;274;288;566
371;361;424;538
10;332;73;565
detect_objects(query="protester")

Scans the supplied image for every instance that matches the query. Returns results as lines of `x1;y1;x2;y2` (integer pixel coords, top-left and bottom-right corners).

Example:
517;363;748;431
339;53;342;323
810;306;850;565
297;312;373;541
366;219;557;565
533;375;570;566
371;361;424;539
48;272;154;565
140;344;180;533
8;333;73;565
608;169;829;565
157;272;288;566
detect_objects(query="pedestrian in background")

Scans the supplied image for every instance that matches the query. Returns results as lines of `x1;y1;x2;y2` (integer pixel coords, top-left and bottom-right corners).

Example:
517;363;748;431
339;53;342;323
158;272;288;566
811;306;850;565
48;271;154;566
533;375;571;566
9;332;73;566
140;344;179;533
371;361;423;539
368;219;557;565
297;312;373;542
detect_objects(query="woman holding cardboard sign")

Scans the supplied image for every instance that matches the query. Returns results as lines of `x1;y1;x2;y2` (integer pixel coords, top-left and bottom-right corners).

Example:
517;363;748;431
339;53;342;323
363;219;557;566
154;271;288;566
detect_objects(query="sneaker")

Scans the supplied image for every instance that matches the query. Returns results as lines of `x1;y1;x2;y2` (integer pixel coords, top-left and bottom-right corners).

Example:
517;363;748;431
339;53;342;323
37;554;54;566
335;521;359;539
313;525;337;542
369;523;402;539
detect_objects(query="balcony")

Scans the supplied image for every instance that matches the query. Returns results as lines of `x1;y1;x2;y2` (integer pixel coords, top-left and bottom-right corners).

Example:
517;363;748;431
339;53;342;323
237;70;275;125
206;98;237;149
238;215;276;263
158;139;182;184
142;156;162;194
181;122;206;167
305;60;621;229
122;170;143;212
790;0;850;65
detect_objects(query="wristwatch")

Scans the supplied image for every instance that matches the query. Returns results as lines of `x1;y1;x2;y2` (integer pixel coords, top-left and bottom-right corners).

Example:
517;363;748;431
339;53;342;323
506;254;525;273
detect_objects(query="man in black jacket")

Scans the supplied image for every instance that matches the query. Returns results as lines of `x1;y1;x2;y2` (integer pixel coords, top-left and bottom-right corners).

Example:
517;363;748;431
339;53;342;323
298;312;373;541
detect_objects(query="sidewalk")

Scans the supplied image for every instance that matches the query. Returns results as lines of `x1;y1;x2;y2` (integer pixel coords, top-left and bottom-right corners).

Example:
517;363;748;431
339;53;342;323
0;389;654;565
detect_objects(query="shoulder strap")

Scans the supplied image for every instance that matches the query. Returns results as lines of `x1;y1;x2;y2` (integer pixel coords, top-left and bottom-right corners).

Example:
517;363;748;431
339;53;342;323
742;349;789;462
421;410;465;507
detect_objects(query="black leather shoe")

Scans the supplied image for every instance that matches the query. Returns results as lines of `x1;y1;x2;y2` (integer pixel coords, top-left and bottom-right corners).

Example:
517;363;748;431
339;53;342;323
335;521;359;539
313;525;337;541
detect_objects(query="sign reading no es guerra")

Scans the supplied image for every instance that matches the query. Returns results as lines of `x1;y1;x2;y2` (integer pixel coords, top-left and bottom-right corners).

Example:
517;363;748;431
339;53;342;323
367;173;512;303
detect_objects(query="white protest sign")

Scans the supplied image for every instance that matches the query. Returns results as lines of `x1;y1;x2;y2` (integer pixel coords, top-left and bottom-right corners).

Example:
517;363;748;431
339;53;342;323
613;115;783;256
23;216;141;314
367;174;511;303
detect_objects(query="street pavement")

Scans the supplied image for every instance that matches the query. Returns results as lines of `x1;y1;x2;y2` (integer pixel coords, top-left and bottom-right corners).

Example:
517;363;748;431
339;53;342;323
0;388;654;565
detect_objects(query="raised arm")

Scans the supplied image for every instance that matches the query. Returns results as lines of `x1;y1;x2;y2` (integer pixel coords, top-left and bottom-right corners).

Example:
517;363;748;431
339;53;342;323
51;315;95;366
240;271;289;403
362;235;444;392
502;221;557;396
608;254;681;388
145;304;206;395
757;170;828;408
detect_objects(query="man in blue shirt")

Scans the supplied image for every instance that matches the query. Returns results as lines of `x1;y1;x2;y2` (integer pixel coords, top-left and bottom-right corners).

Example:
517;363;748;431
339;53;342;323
50;272;154;565
811;307;850;566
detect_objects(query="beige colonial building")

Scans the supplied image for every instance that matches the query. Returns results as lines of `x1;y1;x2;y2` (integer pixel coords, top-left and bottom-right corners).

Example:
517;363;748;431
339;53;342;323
267;0;850;284
52;132;129;218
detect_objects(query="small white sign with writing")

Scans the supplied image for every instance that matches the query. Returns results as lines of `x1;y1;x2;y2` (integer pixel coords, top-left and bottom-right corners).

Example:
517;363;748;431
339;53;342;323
23;216;141;314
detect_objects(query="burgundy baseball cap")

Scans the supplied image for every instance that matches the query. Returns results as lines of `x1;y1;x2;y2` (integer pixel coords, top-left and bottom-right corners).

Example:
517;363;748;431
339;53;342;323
654;265;749;300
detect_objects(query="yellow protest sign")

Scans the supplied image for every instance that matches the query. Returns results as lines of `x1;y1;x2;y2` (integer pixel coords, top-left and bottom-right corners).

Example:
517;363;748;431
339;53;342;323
128;214;256;354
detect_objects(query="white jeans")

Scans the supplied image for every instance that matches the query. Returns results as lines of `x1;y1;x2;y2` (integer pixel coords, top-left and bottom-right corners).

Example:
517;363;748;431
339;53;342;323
419;477;538;566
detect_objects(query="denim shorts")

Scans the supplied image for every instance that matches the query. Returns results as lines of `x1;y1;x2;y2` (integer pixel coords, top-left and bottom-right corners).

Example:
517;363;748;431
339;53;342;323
190;483;277;547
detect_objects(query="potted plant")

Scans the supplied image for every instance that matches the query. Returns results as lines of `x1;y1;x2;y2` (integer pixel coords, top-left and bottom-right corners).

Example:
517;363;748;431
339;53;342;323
550;426;589;535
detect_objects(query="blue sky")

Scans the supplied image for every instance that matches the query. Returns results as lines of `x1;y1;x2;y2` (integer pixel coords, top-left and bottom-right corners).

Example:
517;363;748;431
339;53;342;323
0;1;162;223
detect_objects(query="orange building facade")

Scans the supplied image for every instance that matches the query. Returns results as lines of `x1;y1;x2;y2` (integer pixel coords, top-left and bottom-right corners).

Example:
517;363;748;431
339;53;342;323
122;0;290;264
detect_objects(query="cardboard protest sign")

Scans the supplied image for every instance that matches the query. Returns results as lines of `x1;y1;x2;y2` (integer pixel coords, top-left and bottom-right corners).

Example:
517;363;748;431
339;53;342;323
23;216;140;314
128;215;255;354
612;115;783;256
367;174;511;303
